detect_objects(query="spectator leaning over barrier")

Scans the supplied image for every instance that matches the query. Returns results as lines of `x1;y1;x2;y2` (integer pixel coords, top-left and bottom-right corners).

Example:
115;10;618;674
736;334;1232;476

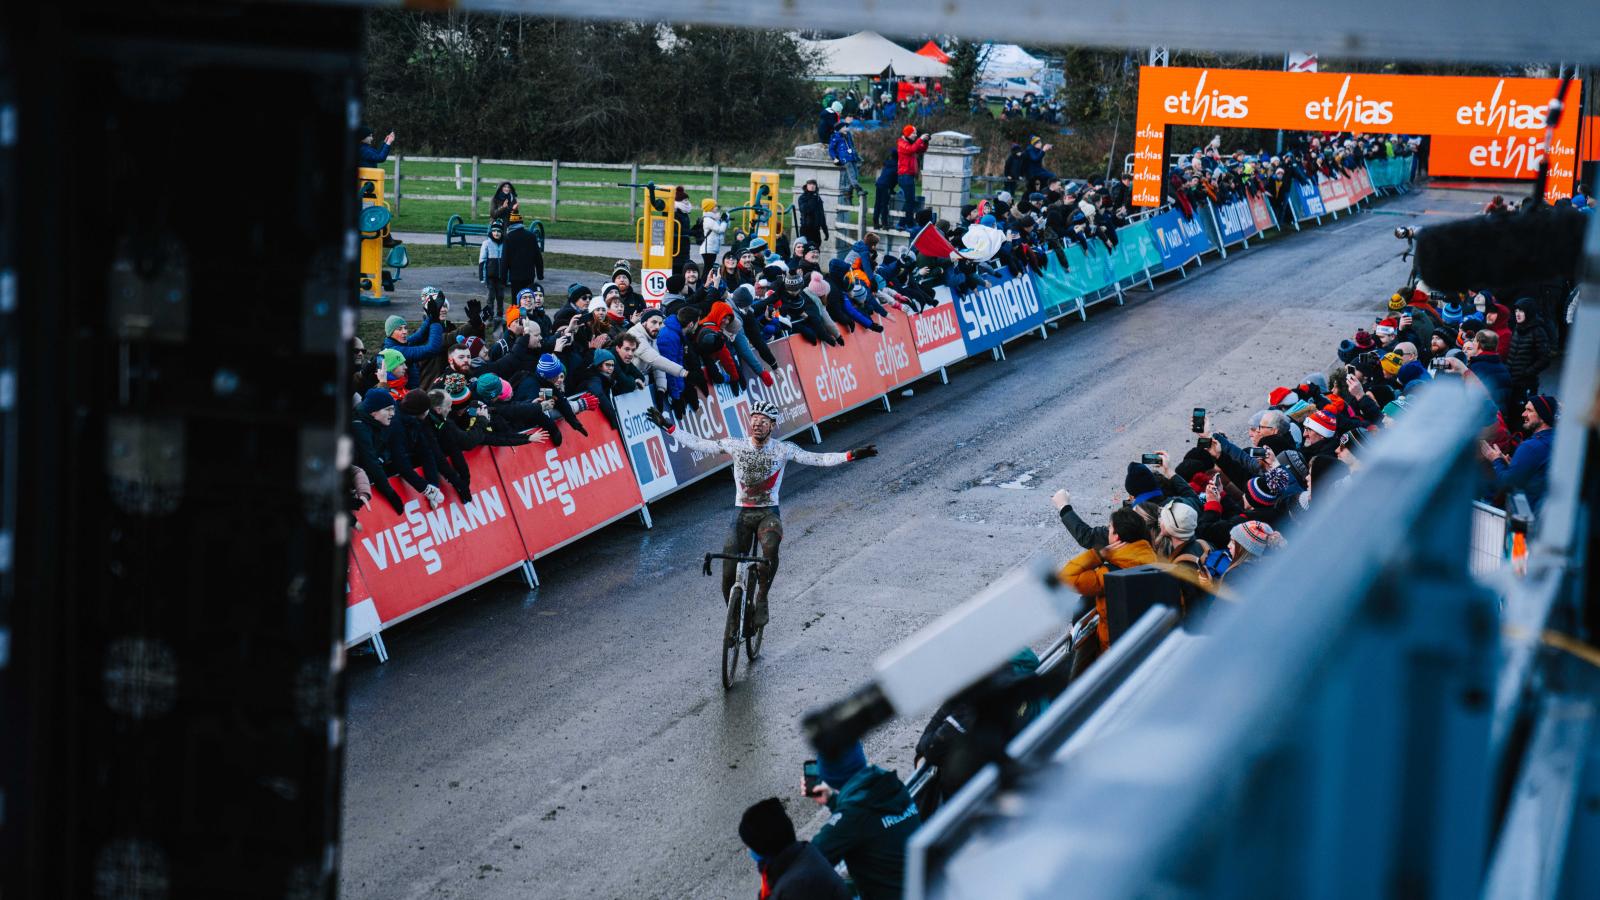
796;179;829;251
382;293;446;392
358;124;394;167
896;126;930;230
1060;506;1158;652
390;390;449;509
738;798;851;900
1483;395;1558;510
351;388;407;515
627;309;690;404
804;741;921;900
610;333;648;393
501;218;544;297
433;375;545;451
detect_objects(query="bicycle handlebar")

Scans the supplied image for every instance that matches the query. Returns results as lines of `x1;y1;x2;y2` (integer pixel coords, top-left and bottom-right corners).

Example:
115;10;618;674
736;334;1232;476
703;552;768;576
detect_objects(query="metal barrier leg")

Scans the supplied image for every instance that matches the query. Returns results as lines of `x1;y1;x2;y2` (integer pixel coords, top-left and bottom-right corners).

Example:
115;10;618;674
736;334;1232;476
639;504;654;529
370;634;389;664
523;560;539;588
939;367;949;385
810;423;823;443
881;393;892;412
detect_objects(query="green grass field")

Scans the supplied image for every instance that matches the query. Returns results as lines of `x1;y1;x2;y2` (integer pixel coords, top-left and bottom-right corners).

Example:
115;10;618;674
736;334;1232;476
368;159;793;242
398;243;612;272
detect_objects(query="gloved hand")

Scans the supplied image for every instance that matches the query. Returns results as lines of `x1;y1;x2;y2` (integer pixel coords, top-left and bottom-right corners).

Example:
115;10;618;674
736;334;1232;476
466;299;484;326
847;444;878;461
570;394;589;413
759;370;775;387
686;367;708;396
868;322;884;333
728;375;743;396
670;394;688;420
452;479;472;505
383;491;406;516
423;297;445;323
644;407;673;431
575;392;599;412
423;484;446;508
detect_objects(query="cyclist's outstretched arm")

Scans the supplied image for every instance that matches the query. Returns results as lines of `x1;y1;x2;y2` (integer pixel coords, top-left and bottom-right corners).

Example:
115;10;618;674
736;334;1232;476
646;407;732;457
784;442;877;468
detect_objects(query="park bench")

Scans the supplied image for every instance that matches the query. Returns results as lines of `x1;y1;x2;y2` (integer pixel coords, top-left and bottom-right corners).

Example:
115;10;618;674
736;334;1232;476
445;215;545;251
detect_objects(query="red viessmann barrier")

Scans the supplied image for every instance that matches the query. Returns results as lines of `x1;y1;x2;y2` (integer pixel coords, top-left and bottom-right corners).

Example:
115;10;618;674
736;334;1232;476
490;408;645;560
349;447;528;628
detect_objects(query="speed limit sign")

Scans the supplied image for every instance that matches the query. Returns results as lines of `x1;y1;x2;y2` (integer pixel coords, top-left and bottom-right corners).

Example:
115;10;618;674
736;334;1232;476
642;268;670;306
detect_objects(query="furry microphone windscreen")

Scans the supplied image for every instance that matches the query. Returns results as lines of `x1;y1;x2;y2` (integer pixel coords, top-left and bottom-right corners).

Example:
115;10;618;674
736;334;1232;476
1415;207;1588;294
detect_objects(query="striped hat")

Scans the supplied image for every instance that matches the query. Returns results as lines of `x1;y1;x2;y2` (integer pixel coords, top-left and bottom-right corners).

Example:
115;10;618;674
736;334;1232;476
1305;410;1338;439
536;353;565;380
1230;520;1282;557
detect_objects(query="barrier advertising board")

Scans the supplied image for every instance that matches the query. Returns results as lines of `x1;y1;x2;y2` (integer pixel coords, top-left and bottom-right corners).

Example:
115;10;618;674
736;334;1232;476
1318;171;1353;212
350;449;527;626
661;386;737;486
786;314;921;418
615;390;679;502
949;271;1046;355
1147;208;1216;271
492;409;644;559
909;299;967;373
740;337;817;439
1212;196;1259;246
1246;192;1278;233
1108;223;1163;282
1290;179;1327;220
346;557;380;645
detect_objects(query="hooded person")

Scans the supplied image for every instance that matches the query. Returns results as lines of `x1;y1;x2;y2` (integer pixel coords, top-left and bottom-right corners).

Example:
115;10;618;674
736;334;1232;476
694;301;746;388
806;742;921;900
1506;297;1554;396
1481;298;1514;356
738;799;850;900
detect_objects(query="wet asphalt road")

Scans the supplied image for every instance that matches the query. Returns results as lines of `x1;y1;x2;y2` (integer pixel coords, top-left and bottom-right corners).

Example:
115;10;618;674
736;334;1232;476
341;183;1499;899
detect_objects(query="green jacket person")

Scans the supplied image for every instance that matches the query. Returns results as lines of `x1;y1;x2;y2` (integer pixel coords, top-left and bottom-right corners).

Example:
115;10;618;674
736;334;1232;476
806;742;921;900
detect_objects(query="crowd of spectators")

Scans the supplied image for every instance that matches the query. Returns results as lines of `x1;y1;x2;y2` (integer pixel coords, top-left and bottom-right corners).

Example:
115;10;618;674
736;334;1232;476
1165;131;1418;224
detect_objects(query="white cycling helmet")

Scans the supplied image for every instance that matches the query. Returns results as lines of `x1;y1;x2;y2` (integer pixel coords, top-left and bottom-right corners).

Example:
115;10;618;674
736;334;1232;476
749;400;782;424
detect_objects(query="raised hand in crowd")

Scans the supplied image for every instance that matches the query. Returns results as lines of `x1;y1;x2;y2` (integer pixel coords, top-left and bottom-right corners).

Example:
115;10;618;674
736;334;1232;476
1051;489;1071;512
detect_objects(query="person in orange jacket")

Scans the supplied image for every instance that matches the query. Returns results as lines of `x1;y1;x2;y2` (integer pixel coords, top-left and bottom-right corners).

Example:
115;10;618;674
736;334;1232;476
1059;506;1158;651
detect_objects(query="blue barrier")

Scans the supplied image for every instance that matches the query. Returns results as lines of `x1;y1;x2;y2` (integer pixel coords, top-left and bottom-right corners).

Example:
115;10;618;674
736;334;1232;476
1287;178;1326;223
1211;196;1259;248
1146;207;1216;272
1366;156;1416;192
951;271;1048;355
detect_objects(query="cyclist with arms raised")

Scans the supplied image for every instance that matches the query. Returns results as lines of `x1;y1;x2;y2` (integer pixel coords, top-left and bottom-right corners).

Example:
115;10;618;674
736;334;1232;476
645;401;876;629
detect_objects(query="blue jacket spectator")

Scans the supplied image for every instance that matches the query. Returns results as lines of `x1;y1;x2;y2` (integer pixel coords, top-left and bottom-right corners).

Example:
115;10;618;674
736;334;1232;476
381;314;444;391
828;128;859;164
359;125;394;167
1489;395;1558;509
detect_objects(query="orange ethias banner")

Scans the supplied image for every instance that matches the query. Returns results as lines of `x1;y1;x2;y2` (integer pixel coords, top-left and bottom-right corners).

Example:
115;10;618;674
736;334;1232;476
1132;67;1580;207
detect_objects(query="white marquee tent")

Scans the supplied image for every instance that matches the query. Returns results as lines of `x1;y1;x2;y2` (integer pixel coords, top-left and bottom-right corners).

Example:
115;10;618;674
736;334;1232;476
798;31;950;79
978;43;1046;81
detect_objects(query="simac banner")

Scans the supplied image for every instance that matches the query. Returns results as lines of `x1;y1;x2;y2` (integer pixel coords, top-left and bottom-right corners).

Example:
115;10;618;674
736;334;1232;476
949;271;1046;355
349;448;527;628
615;390;680;502
1146;207;1216;271
738;336;816;439
491;409;645;559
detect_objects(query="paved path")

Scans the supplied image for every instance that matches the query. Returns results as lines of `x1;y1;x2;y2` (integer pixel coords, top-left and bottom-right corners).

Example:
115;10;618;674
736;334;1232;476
342;184;1493;899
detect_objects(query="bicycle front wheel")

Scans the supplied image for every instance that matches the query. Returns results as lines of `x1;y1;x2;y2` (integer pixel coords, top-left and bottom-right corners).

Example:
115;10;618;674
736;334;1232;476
721;583;744;690
744;567;765;661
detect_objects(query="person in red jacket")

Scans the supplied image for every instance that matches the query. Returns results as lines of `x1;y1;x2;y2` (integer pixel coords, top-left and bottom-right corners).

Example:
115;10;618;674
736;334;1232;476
896;125;929;229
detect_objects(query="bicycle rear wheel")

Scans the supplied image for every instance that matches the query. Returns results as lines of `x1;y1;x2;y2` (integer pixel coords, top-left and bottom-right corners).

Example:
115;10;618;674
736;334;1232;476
721;583;744;690
743;566;765;661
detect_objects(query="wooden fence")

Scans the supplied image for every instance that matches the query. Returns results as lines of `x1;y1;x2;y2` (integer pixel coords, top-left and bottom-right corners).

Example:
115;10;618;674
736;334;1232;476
372;155;787;229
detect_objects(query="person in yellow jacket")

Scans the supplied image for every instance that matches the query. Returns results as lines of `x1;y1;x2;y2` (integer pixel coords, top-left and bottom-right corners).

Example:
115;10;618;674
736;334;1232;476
1059;507;1158;651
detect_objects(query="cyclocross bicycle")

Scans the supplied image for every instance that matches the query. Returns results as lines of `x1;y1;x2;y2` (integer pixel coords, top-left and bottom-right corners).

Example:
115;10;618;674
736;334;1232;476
703;541;767;690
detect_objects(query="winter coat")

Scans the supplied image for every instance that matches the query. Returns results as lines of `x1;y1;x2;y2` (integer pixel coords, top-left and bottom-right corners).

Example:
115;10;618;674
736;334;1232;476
350;413;404;513
699;212;727;257
656;315;692;400
382;322;444;391
1060;539;1159;649
816;108;839;143
1003;146;1026;179
1024;143;1052;177
874;149;899;188
827;129;860;164
388;413;443;494
627;321;689;394
1506;303;1552;387
811;766;921;900
1483;301;1514;356
896;134;930;177
796;190;829;238
1468;352;1515;414
358;141;389;167
500;223;544;284
1490;426;1554;509
759;841;851;900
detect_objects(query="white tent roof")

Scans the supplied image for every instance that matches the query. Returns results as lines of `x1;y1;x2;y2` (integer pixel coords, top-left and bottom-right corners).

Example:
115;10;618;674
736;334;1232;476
979;43;1046;81
799;31;950;78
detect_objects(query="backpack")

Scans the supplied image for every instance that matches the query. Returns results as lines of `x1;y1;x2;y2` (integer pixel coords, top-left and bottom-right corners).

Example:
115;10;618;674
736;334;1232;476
689;216;706;245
